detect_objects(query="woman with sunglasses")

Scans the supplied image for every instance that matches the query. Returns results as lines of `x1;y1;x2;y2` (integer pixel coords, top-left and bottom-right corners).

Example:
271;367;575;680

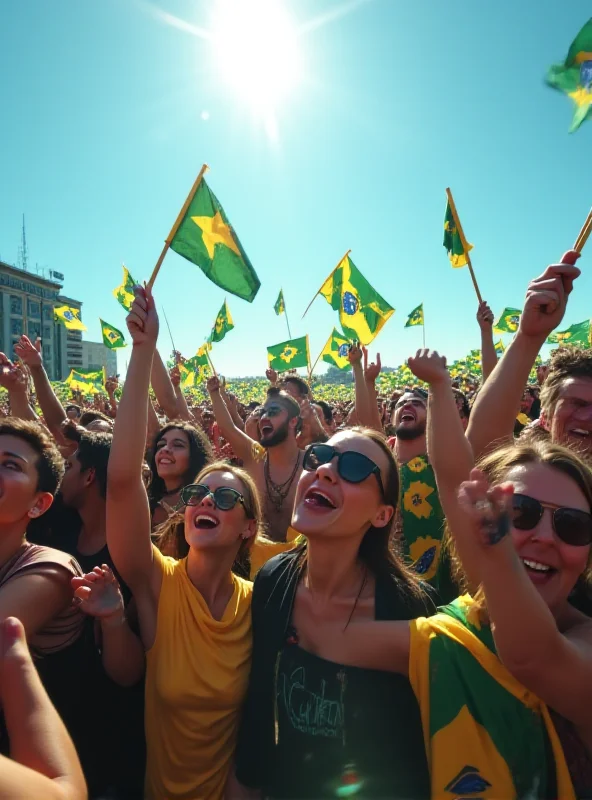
107;285;264;800
234;427;435;799
300;351;591;797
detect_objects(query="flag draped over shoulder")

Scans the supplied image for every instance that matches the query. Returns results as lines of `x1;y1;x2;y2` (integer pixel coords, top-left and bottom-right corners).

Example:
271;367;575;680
267;335;309;372
321;329;351;370
169;178;261;303
405;303;424;327
65;369;104;395
319;255;394;346
54;306;87;331
494;308;522;334
547;319;592;347
443;201;473;268
546;18;592;132
113;265;137;311
274;290;285;316
100;319;126;349
210;300;234;343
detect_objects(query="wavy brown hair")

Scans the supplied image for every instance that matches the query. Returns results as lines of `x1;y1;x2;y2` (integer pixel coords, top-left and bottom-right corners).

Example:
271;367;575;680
152;461;266;578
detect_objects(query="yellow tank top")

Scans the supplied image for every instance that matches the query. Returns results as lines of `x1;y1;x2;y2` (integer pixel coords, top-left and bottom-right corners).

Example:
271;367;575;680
145;547;253;800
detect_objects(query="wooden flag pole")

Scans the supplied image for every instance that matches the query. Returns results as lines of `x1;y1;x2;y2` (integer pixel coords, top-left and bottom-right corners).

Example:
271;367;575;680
574;207;592;253
283;292;293;340
445;188;483;304
205;348;218;378
147;163;209;290
301;250;351;320
422;318;426;349
309;332;333;378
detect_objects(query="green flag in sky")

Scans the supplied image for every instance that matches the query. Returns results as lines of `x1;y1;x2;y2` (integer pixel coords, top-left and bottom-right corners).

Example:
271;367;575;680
113;265;137;311
169;177;261;303
494;307;522;334
546;18;592;132
321;328;351;370
443;200;473;268
179;352;211;388
274;289;286;316
210;300;234;343
547;319;591;347
267;335;309;373
405;303;424;327
100;319;126;349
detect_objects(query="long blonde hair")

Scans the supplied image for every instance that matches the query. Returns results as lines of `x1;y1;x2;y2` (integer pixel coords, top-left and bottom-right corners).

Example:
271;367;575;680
153;461;266;577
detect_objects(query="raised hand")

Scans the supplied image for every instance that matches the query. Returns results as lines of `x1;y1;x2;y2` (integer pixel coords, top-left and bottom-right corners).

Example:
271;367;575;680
14;335;42;368
71;565;124;621
476;301;494;331
407;349;449;386
0;353;28;394
169;366;181;388
207;375;221;394
126;285;159;346
457;468;514;547
265;368;278;385
348;341;363;366
519;253;581;341
105;377;118;395
363;348;382;383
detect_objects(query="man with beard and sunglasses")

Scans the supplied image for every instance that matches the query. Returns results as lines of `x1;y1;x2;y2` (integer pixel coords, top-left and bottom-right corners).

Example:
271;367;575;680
207;378;305;549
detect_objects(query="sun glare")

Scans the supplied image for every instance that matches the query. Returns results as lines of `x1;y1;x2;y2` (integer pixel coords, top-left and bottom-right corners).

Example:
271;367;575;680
210;0;302;113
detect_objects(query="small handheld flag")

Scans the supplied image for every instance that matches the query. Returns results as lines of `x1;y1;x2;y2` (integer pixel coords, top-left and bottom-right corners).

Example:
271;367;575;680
100;319;126;350
405;304;424;327
546;18;592;132
113;265;137;312
54;306;87;331
274;290;285;316
444;188;482;304
494;308;522;334
320;329;352;371
210;300;234;343
267;335;310;373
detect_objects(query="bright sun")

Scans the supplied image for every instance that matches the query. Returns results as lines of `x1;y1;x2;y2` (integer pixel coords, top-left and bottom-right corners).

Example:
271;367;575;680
210;0;302;114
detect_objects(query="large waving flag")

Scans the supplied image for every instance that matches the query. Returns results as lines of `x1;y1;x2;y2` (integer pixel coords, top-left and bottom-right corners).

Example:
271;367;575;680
319;254;394;346
65;369;103;395
54;305;87;331
169;177;260;303
179;352;211;388
113;265;137;312
321;329;351;370
267;335;309;373
547;319;592;347
546;18;592;132
100;319;126;349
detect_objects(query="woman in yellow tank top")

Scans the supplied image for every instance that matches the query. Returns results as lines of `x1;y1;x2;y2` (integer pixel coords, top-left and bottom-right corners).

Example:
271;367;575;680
106;285;264;800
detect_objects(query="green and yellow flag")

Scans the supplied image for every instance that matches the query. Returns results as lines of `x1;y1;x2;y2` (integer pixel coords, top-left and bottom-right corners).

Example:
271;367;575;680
210;300;234;343
54;305;87;331
100;319;126;350
274;289;286;316
65;369;104;395
113;265;137;312
169;176;260;303
443;200;473;268
494;339;506;356
267;335;309;373
546;18;592;132
320;328;351;371
319;254;394;346
179;352;211;388
494;307;522;334
405;303;424;328
547;319;592;347
196;340;212;358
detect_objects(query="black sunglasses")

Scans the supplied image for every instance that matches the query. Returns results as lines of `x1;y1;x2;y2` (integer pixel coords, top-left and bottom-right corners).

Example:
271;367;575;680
303;443;385;497
512;493;592;547
180;484;246;512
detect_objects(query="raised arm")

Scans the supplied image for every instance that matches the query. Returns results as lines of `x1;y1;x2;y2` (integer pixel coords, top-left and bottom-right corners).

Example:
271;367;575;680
0;354;37;423
363;348;383;432
107;287;158;591
104;377;118;418
207;375;256;464
150;348;180;421
221;385;245;431
455;471;592;728
14;337;65;434
169;365;193;423
467;256;581;460
476;301;497;383
348;343;374;430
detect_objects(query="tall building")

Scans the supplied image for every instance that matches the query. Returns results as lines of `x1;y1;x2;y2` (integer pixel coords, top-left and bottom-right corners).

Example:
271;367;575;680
0;260;84;381
81;341;118;377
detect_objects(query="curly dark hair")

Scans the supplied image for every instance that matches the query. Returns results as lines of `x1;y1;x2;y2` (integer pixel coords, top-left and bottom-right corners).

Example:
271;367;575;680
541;347;592;418
148;420;213;507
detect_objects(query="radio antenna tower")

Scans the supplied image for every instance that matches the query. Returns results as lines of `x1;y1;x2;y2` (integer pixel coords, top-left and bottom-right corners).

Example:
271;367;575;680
17;214;29;272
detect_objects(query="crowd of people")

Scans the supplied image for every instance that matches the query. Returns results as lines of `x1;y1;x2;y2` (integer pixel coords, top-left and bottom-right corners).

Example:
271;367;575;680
0;249;590;799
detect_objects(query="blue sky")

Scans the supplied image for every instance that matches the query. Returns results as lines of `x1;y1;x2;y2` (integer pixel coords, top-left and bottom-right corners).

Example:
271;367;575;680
1;0;591;377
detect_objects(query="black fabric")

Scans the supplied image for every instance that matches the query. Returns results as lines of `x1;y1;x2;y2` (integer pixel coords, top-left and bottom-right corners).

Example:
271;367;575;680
235;550;434;799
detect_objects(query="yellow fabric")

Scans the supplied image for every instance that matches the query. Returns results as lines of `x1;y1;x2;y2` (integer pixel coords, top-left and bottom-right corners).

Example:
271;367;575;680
145;547;253;800
249;525;303;578
408;612;575;800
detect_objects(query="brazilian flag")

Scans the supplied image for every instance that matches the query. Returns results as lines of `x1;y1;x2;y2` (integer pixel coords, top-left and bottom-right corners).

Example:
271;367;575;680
494;339;506;356
405;303;424;328
267;335;309;373
320;328;351;370
113;265;137;312
443;201;473;268
210;300;234;343
54;305;87;331
546;18;592;132
274;289;286;316
320;255;394;346
494;307;521;334
547;319;591;347
65;369;104;395
100;319;126;349
179;352;211;388
169;177;260;303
